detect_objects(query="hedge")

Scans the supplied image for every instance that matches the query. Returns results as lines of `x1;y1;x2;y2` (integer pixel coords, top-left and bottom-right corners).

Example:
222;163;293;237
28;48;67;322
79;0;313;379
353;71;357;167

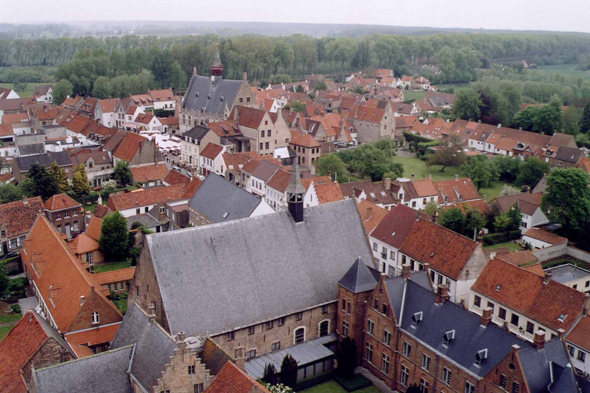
482;230;522;246
403;132;432;144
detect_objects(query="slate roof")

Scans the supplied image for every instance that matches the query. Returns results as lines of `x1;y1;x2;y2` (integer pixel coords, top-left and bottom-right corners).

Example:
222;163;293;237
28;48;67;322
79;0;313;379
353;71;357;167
183;125;211;143
0;196;44;238
338;257;380;293
33;345;134;393
17;142;45;157
183;75;244;115
14;151;72;172
126;213;161;230
111;302;177;391
147;199;373;336
189;174;265;223
370;203;420;249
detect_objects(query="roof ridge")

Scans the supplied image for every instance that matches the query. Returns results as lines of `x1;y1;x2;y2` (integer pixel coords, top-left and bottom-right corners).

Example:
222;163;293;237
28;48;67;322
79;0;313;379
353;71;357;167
35;344;135;373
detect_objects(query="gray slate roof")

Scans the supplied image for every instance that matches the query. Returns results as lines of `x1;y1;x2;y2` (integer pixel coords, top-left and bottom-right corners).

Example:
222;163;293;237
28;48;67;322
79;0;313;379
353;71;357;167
126;213;161;230
555;146;583;163
338;257;380;294
183;75;244;114
183;125;211;143
17;143;45;157
15;151;72;172
549;264;590;284
189;174;264;223
33;345;134;393
147;198;373;336
249;159;280;181
111;302;177;392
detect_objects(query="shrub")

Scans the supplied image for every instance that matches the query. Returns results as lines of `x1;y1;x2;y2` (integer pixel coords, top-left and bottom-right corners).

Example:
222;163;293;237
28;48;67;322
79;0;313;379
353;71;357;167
10;304;21;313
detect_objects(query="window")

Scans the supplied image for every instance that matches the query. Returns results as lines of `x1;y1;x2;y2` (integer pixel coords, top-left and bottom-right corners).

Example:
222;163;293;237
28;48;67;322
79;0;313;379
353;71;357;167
56;212;61;219
246;349;256;359
400;364;409;386
487;301;495;311
294;328;305;344
265;321;273;330
499;307;507;320
342;298;346;311
91;312;99;324
373;242;378;251
65;210;70;218
271;342;281;351
510;313;520;327
420;378;429;393
113;282;118;290
382;353;390;374
512;382;520;393
265;142;270;150
227;331;235;341
526;321;534;334
500;374;507;388
319;321;329;337
365;342;374;362
347;302;351;314
261;130;265;138
568;345;575;357
160;206;165;214
390;250;395;260
296;312;303;321
342;321;349;337
382;303;388;315
374;299;379;310
188;365;195;375
194;384;204;393
0;229;5;237
248;326;255;335
383;330;391;346
422;354;431;371
578;351;586;362
442;367;452;385
322;305;329;314
136;208;140;215
474;295;481;307
403;341;412;357
268;130;272;137
260;143;263;150
464;381;475;393
367;320;374;335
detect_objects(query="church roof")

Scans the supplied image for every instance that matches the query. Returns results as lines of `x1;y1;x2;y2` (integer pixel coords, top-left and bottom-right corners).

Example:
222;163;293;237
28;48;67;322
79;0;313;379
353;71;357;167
338;257;380;293
183;75;243;115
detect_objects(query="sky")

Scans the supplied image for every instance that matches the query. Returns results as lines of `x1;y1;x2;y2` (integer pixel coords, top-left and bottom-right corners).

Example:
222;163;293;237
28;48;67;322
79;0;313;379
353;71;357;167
1;0;590;34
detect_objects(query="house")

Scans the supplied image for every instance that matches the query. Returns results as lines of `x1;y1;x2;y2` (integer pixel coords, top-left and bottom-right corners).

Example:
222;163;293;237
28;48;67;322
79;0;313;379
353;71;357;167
96;98;119;128
21;215;124;357
545;263;590;293
0;310;74;393
434;176;481;206
208;361;270;393
230;105;291;155
107;184;186;219
339;178;399;210
44;193;83;237
289;131;321;169
94;268;136;295
490;192;548;233
134;113;163;135
0;196;44;259
414;76;431;90
398;218;488;302
356;200;389;236
397;75;414;89
0;86;20;100
2;112;32;135
69;149;113;188
470;258;586;342
338;260;579;393
352;104;396;144
369;203;420;276
188;173;273;226
148;89;176;111
130;163;169;188
397;176;439;210
565;315;590;376
241;158;281;197
72;216;104;266
179;48;257;133
180;125;214;168
129;194;373;368
29;106;59;131
549;145;584;168
303;176;344;208
199;143;226;177
107;132;164;168
523;227;568;249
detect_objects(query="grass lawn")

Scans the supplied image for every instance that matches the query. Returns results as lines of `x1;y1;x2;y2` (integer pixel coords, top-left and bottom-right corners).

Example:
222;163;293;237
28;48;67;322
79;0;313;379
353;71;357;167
114;298;128;315
403;90;425;102
92;261;130;273
0;325;14;340
483;242;524;252
0;82;52;98
85;203;98;213
0;313;22;324
531;64;590;82
301;381;381;393
390;156;506;200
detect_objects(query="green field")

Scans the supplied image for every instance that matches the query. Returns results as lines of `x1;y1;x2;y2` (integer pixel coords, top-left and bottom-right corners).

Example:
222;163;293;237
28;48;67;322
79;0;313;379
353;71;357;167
0;313;22;324
0;82;52;98
483;242;524;252
530;64;590;81
92;261;130;273
301;381;381;393
403;90;425;102
0;325;14;340
390;156;505;200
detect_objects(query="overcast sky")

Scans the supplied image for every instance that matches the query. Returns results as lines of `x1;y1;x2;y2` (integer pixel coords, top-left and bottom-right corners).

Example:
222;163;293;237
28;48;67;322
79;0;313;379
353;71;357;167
1;0;590;34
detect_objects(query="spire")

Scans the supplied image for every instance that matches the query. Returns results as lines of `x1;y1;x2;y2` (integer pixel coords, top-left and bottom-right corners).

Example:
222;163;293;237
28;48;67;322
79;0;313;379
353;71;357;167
210;45;224;77
286;161;305;195
286;161;305;223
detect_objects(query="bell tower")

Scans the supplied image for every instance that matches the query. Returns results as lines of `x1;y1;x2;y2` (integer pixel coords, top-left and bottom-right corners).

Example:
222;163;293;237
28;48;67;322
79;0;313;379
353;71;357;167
286;162;305;223
210;45;224;77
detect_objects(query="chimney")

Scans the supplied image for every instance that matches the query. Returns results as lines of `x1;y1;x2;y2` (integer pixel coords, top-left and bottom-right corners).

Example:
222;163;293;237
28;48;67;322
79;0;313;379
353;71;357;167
454;174;459;182
411;174;415;183
533;330;545;350
543;270;552;285
511;344;520;354
384;177;392;190
148;303;156;322
402;264;411;280
243;72;248;82
483;194;487;203
192;66;197;75
428;174;432;180
497;123;501;129
557;328;566;338
177;332;187;351
435;285;450;304
481;307;493;326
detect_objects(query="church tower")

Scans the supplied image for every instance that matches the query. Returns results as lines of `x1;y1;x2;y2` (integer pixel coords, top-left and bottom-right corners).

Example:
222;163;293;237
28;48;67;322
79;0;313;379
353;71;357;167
210;45;224;77
286;162;305;223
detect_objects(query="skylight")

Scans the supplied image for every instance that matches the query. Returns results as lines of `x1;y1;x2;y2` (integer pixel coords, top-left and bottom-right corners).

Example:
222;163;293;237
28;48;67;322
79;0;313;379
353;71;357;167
495;284;502;292
558;314;567;323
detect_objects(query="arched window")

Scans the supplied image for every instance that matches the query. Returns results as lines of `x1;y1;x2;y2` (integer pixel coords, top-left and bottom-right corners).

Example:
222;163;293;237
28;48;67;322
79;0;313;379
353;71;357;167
91;312;99;324
294;327;305;344
319;320;329;337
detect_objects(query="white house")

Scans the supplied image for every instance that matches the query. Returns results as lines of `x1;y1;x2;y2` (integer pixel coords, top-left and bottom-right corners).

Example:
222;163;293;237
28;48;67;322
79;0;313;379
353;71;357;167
33;85;53;103
243;159;280;198
149;89;176;111
199;143;226;177
565;315;590;376
135;114;163;135
0;87;19;100
522;227;568;249
97;98;118;128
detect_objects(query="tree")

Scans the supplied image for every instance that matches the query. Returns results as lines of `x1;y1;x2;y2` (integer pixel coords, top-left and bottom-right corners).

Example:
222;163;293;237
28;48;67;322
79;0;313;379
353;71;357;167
114;161;133;187
580;103;590;134
461;155;498;191
288;100;305;113
72;164;91;198
262;363;278;385
452;89;483;121
515;158;549;189
495;202;522;232
464;206;487;240
542;168;590;232
493;156;521;182
563;107;582;135
512;107;539;132
150;50;173;88
0;183;25;204
440;208;465;234
53;79;73;105
279;354;298;388
427;136;466;172
92;76;112;99
316;154;350;182
27;163;59;200
533;101;563;135
49;161;70;193
336;337;356;379
0;262;9;297
99;212;129;260
314;80;327;91
169;61;187;89
500;184;522;196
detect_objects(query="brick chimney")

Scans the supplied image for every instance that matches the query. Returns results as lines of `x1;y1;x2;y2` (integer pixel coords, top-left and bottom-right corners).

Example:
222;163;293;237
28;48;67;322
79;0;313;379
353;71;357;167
481;307;493;326
148;303;156;322
455;174;459;182
533;330;545;350
402;264;411;280
177;332;187;352
543;270;552;285
384;177;392;190
435;285;450;304
411;174;415;183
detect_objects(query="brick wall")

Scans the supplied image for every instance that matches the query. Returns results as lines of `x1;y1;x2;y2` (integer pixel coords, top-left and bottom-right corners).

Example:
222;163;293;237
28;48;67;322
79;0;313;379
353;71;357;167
338;285;372;365
22;338;71;386
67;288;122;332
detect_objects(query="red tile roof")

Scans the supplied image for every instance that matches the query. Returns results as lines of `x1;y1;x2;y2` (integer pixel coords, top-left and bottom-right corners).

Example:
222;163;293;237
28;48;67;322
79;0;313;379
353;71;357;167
314;182;344;204
34;107;59;121
495;251;538;267
204;361;269;393
73;233;100;254
399;219;479;280
44;193;82;211
93;267;136;286
200;143;224;160
130;164;169;184
65;323;121;358
434;178;480;204
472;258;585;332
355;106;385;123
107;184;185;211
98;98;118;113
113;133;149;162
523;227;567;245
266;169;291;193
164;170;191;187
231;106;267;129
357;200;389;235
149;89;174;101
84;216;102;242
208;120;241;138
2;112;30;124
412;179;438;197
443;200;490;215
371;203;420;248
566;315;590;351
93;205;109;219
182;177;203;200
0;123;15;137
0;197;44;238
491;192;543;216
290;132;320;148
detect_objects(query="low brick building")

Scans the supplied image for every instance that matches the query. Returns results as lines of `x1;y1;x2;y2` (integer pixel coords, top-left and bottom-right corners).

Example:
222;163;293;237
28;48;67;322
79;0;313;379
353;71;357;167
0;196;44;259
44;193;83;237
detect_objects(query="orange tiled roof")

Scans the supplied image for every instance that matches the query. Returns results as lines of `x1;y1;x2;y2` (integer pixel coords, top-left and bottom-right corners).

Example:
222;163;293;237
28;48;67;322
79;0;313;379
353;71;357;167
164;170;191;187
200;143;224;160
357;200;389;235
266;169;291;193
113;133;150;162
371;203;420;248
355;105;385;123
566;315;590;352
131;164;169;184
73;233;100;254
93;205;110;219
0;123;14;137
65;323;121;358
149;89;174;101
44;193;82;211
0;197;44;238
98;98;118;113
443;200;490;215
231;106;267;129
300;176;332;191
495;250;538;267
107;184;185;211
412;178;438;197
434;178;480;204
182;177;203;200
204;361;270;393
523;227;567;245
314;182;344;204
85;216;102;242
472;258;585;332
93;267;136;286
290;132;320;148
2;112;30;124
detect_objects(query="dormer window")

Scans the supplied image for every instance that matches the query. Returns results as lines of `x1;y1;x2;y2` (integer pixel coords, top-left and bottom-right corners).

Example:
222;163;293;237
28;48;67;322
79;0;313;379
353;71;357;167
411;312;423;328
443;330;455;347
495;284;502;292
558;314;567;323
474;349;488;367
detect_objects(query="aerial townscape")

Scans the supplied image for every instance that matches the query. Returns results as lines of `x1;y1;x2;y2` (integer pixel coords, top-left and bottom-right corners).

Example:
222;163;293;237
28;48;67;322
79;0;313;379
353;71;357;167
3;7;590;393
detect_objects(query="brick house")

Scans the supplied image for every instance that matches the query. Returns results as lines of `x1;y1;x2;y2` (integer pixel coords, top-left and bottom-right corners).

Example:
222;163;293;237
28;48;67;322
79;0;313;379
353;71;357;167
94;267;135;295
289;130;321;169
338;261;580;393
21;215;123;357
229;105;291;156
0;196;44;259
72;216;104;266
44;193;83;237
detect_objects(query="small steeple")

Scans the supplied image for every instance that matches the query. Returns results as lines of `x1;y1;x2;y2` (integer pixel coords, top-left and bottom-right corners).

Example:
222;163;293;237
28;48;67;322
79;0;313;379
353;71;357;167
286;162;305;223
210;45;224;77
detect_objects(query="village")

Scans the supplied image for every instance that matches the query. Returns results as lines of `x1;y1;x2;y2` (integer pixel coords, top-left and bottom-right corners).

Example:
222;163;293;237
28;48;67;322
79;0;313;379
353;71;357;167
0;27;590;393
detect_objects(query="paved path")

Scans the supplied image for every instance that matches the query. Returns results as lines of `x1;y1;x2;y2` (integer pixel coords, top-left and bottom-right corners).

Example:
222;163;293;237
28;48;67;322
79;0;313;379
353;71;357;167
19;296;38;314
0;320;18;328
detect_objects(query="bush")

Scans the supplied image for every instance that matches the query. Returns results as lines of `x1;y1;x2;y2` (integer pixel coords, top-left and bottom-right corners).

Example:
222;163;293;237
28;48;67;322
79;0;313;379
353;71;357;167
482;230;522;245
10;304;21;313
